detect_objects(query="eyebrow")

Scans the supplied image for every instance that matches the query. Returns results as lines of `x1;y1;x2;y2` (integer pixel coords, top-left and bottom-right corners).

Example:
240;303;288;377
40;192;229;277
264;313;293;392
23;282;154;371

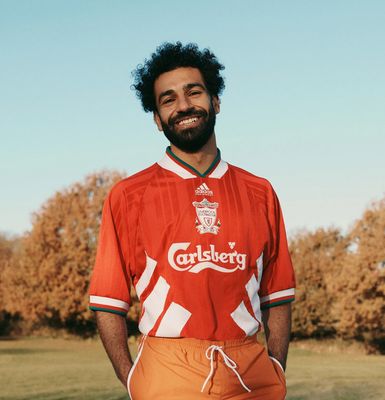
184;82;206;91
158;82;206;103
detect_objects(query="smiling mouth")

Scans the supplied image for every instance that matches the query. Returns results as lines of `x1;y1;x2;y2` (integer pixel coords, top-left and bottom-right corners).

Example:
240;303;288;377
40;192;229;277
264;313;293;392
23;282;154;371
175;116;201;126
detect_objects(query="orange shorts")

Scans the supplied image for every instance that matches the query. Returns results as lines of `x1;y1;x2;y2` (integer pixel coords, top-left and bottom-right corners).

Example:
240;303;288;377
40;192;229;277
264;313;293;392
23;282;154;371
127;335;286;400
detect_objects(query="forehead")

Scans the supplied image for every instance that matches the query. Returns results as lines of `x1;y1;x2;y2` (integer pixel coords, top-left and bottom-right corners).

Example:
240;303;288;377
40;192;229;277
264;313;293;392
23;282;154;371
154;67;206;95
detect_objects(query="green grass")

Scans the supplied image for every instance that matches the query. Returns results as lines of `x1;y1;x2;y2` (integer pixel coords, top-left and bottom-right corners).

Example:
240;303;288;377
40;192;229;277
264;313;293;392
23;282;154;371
0;337;384;400
286;343;385;400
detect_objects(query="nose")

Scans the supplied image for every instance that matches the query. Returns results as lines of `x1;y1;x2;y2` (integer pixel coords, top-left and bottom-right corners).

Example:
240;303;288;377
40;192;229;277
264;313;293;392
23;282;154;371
175;94;191;113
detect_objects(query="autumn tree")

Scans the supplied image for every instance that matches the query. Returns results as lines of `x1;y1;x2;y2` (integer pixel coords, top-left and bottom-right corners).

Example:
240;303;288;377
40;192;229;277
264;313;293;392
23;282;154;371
3;171;124;336
289;228;348;338
0;233;21;335
332;198;385;352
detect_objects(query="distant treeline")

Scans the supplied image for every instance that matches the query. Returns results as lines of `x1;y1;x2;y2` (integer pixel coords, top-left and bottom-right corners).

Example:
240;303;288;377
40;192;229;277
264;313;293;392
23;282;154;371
0;171;384;353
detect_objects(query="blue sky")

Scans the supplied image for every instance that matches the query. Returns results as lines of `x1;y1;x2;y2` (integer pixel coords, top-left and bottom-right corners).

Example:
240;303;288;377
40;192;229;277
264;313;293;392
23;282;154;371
1;0;384;236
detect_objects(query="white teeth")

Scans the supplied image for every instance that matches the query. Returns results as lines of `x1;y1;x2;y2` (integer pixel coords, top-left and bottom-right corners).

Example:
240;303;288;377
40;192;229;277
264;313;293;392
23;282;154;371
178;117;197;125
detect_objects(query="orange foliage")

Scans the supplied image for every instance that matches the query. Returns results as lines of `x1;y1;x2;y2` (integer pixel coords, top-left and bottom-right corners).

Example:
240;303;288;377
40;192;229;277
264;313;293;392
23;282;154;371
289;228;348;338
289;198;385;352
0;233;21;334
332;199;385;350
3;171;123;335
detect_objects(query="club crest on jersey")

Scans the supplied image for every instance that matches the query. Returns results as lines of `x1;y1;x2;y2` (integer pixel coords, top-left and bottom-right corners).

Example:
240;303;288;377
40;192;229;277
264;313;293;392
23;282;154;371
192;198;221;234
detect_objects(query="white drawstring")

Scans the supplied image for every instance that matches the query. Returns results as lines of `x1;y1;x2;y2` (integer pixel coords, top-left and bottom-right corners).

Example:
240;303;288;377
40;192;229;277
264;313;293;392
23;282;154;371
200;345;251;393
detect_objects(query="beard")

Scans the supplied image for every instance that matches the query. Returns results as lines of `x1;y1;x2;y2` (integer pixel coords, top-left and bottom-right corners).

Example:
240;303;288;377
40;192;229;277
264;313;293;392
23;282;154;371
159;103;216;153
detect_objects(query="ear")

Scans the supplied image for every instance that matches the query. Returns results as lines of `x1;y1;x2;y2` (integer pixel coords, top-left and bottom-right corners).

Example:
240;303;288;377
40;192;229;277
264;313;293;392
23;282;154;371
153;111;163;131
212;96;220;114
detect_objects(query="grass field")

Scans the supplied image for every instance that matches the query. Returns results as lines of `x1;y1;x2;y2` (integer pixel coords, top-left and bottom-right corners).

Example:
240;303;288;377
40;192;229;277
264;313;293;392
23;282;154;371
0;337;384;400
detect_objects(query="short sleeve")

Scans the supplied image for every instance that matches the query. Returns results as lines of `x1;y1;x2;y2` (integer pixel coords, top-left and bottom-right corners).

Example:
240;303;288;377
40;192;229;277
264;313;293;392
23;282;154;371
260;185;296;309
89;186;131;316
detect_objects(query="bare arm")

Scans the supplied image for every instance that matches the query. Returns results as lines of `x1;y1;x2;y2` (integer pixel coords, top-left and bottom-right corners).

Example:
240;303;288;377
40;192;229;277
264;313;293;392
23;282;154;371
96;311;133;387
262;302;292;371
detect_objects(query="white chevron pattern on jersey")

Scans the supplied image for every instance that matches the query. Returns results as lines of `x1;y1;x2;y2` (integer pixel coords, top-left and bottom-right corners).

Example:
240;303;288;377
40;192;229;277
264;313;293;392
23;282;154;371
245;275;261;323
230;301;259;336
139;276;170;334
231;252;264;334
136;253;192;336
156;302;192;337
135;253;157;299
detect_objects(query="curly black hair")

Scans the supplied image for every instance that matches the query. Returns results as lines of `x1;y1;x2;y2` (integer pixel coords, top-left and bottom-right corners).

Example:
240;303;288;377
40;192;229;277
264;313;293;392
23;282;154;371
132;42;225;112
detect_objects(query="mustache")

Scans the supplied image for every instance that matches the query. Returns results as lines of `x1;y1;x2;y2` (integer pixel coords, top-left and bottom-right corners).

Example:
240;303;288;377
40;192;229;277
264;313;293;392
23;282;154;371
169;108;207;125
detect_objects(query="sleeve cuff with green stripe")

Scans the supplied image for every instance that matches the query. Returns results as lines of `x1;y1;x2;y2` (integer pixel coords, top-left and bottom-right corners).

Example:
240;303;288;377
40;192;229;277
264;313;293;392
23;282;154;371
89;295;129;316
260;288;295;310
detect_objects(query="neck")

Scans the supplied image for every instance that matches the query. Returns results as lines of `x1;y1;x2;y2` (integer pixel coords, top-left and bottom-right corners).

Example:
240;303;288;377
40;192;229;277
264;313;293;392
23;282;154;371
170;134;218;175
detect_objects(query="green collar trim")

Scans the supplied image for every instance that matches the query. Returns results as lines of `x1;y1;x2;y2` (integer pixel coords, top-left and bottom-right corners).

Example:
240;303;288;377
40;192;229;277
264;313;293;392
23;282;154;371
166;146;221;178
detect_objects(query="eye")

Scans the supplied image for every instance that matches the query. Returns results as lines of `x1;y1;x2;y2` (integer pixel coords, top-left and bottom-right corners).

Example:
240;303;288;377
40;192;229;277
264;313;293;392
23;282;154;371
189;90;202;96
162;98;174;105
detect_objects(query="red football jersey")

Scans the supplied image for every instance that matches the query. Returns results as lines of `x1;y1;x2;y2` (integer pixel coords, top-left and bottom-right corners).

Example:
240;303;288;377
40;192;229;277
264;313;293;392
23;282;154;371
89;148;295;340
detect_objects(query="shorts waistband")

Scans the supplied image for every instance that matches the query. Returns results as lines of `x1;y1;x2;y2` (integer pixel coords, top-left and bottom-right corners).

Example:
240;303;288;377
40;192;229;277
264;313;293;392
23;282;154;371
143;335;259;350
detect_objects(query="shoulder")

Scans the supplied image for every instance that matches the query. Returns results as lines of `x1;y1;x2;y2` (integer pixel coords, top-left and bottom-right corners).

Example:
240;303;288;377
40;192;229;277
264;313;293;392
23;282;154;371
108;163;159;203
227;163;275;197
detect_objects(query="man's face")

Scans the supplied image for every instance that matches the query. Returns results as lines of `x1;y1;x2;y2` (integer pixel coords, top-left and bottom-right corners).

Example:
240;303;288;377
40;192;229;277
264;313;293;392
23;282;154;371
153;67;220;153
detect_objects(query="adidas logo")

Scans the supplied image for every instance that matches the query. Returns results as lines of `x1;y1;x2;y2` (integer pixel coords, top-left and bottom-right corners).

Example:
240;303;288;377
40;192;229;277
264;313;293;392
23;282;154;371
195;183;213;196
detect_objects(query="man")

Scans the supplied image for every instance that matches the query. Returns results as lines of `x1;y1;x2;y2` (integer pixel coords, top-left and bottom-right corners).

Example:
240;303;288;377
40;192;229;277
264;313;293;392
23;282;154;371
89;42;295;400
